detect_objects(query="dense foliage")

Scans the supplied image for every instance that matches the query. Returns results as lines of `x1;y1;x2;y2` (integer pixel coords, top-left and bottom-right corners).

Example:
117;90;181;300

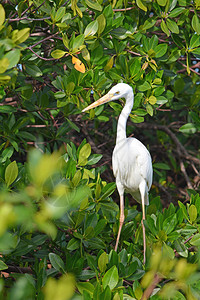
0;0;200;299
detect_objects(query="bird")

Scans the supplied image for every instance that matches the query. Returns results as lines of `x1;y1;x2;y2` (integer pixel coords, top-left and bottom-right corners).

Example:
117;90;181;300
82;83;153;263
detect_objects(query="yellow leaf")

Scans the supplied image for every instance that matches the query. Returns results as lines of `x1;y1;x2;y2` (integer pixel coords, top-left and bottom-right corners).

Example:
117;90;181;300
0;4;5;26
72;56;85;73
12;28;30;44
81;48;90;62
0;58;9;74
148;95;157;105
44;274;75;300
104;56;114;72
142;61;148;70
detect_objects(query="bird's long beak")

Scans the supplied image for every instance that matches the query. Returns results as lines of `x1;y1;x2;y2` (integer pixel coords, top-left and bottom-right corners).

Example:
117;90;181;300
82;93;114;112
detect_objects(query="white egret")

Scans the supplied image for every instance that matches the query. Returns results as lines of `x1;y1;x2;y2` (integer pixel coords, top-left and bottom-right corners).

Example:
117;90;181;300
82;83;153;263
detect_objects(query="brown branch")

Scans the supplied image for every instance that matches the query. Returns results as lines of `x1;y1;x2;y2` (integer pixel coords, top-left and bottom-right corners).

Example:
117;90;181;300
4;265;32;274
136;123;200;166
113;6;135;11
27;47;56;61
141;273;163;300
8;16;51;22
27;32;59;49
127;50;142;56
177;61;200;76
134;123;200;189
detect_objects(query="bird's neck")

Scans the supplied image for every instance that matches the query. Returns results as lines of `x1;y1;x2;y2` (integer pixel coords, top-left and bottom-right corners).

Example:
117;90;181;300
116;92;133;144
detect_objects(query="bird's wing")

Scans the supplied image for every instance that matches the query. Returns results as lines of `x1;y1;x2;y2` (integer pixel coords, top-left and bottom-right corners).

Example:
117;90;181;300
137;150;153;191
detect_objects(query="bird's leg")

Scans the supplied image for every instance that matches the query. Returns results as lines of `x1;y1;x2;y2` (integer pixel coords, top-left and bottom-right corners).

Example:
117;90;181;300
141;199;146;265
115;194;124;251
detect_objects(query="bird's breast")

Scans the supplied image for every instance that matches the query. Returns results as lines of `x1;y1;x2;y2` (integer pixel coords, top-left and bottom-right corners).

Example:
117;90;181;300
112;137;152;194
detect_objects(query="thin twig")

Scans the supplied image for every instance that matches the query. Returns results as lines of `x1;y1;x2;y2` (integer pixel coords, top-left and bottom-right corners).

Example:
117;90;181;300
8;16;51;22
113;6;135;11
27;47;56;61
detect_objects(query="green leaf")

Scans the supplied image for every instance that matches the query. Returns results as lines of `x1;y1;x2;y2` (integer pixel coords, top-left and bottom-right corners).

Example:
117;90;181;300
81;47;90;62
157;0;167;6
174;240;188;257
51;49;66;59
85;0;102;11
102;266;119;290
87;154;102;165
78;143;91;166
130;59;141;77
192;14;200;35
97;14;106;35
166;19;179;34
190;233;200;246
179;123;197;134
72;34;85;51
98;252;108;273
0;4;5;26
84;20;98;37
189;34;200;49
49;253;65;272
5;161;18;187
67;238;80;250
138;81;151;91
188;204;197;223
4;49;21;69
146;103;153;116
12;28;30;44
136;0;147;11
169;7;185;18
161;20;170;37
77;282;94;295
153;162;170;170
25;64;43;77
0;259;8;271
178;201;189;221
163;242;175;259
55;7;66;22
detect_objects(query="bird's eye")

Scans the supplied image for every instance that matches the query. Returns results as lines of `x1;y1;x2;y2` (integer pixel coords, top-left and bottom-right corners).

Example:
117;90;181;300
115;91;120;95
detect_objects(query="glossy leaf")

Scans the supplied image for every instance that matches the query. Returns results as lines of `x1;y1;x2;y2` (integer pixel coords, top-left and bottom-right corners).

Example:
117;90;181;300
102;266;119;290
84;20;98;37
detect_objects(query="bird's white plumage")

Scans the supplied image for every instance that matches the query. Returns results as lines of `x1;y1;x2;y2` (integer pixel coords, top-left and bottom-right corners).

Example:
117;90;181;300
82;82;153;263
112;137;152;204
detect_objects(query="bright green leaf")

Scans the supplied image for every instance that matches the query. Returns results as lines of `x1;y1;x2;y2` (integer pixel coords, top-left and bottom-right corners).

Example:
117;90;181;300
12;28;30;44
98;252;108;273
4;49;20;69
102;266;119;290
136;0;147;11
84;20;98;37
85;0;102;11
97;14;106;35
190;233;200;246
5;161;18;187
51;50;66;59
49;253;65;273
166;19;179;34
192;14;200;35
188;204;197;223
161;20;170;37
179;123;197;134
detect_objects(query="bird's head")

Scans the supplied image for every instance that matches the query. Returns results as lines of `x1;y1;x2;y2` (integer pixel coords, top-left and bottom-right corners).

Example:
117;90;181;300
82;83;133;112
